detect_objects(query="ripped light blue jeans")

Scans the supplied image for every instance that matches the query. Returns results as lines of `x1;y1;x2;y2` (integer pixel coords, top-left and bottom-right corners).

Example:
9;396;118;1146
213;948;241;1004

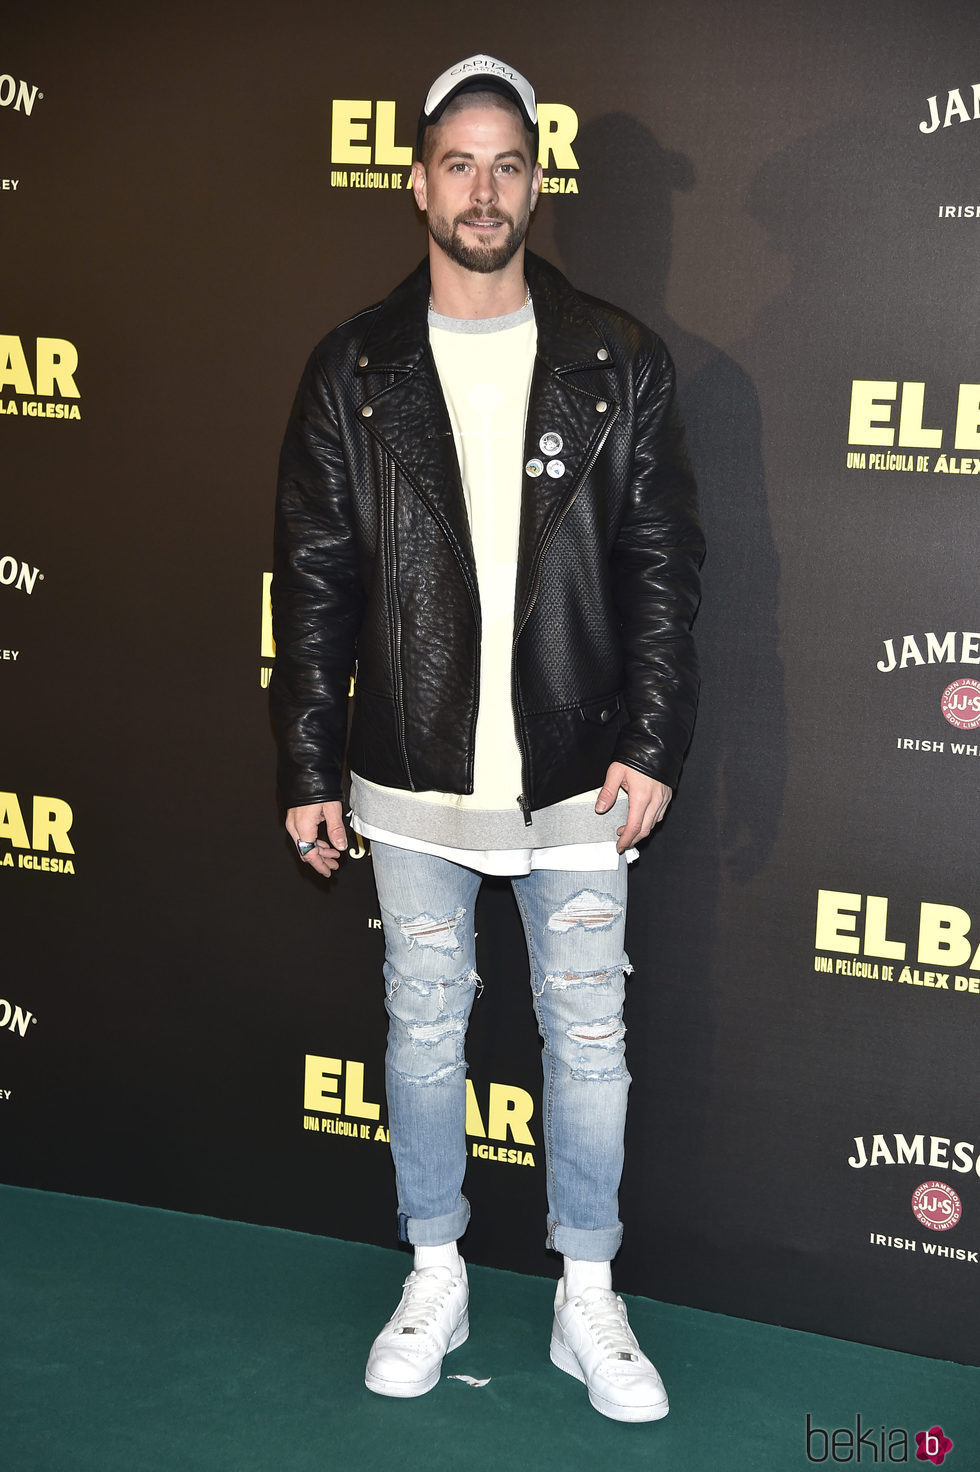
371;842;632;1261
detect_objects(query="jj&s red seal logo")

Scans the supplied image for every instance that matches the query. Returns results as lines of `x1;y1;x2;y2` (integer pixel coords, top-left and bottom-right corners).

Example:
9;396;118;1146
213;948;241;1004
940;678;980;730
911;1180;962;1231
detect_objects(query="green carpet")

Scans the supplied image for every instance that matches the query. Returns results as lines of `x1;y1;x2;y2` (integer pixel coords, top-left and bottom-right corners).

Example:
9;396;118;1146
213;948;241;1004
1;1185;977;1471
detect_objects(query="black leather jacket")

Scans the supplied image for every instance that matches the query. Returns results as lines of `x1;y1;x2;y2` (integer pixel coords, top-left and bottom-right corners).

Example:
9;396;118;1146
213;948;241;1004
271;251;703;815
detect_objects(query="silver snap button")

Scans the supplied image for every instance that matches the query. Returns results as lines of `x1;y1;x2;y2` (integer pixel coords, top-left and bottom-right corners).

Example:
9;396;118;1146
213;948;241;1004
595;400;608;413
596;348;609;362
546;459;565;478
539;431;563;456
525;458;544;478
361;405;373;418
358;355;369;367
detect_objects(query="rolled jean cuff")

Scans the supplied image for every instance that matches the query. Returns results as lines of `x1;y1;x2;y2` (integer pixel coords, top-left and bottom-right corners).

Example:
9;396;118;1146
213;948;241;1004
399;1196;471;1247
548;1216;623;1261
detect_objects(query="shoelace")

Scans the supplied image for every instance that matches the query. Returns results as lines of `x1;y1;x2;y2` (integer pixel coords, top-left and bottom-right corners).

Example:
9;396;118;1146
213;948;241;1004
577;1291;639;1360
391;1271;457;1335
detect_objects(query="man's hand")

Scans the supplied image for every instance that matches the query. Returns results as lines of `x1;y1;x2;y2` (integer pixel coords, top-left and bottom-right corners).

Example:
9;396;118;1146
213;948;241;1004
596;763;672;853
285;800;347;877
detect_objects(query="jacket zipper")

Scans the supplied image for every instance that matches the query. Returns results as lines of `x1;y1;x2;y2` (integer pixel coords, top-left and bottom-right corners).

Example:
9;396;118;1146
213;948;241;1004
382;420;412;786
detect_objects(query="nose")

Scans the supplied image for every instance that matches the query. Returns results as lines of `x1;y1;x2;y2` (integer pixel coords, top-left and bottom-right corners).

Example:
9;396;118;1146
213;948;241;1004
470;166;498;206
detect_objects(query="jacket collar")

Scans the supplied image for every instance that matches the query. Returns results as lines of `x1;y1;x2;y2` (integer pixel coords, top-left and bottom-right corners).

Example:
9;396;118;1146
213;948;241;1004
355;250;607;373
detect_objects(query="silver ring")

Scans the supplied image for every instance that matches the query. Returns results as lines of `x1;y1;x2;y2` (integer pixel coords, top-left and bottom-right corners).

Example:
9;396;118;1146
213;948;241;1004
296;840;316;856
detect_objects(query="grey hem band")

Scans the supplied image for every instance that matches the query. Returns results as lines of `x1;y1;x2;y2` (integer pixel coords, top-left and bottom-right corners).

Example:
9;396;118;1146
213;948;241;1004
351;774;628;851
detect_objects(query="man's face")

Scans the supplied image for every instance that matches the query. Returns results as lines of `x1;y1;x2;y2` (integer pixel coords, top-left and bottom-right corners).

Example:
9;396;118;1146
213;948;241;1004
412;102;542;275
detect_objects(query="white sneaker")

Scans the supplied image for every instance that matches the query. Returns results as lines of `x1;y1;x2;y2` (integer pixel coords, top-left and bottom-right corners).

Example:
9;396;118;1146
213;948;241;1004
550;1282;669;1423
365;1262;469;1397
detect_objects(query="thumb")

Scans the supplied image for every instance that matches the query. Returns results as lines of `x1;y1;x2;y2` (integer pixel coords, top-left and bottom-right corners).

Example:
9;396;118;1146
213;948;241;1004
324;812;348;850
595;782;619;814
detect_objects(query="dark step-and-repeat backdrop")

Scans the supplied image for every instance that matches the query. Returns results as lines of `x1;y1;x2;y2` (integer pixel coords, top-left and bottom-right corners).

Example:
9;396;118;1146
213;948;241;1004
3;1;978;1365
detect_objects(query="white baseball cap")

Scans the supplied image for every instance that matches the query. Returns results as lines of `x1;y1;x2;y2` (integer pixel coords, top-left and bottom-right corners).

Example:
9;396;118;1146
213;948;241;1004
417;54;538;158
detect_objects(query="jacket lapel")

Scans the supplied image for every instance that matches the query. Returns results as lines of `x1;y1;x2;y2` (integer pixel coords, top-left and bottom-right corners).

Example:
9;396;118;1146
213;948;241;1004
514;254;620;629
354;263;479;603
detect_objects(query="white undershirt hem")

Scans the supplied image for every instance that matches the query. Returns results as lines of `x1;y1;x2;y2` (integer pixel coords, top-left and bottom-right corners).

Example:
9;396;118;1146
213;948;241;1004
350;815;637;876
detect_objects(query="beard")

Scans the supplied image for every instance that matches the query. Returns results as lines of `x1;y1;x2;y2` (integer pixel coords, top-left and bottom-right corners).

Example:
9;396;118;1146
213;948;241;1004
426;205;530;275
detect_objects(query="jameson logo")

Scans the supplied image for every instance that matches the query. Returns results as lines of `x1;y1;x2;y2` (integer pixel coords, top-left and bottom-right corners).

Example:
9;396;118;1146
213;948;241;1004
877;632;980;674
0;555;42;595
0;996;36;1038
920;83;980;133
848;1133;980;1176
880;632;980;759
0;73;42;116
805;1415;954;1464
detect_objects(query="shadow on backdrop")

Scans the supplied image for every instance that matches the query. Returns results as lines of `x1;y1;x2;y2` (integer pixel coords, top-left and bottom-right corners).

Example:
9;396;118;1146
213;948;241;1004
552;113;786;1301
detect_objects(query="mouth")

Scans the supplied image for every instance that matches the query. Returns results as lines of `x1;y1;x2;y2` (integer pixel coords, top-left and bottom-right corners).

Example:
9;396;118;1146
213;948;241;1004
459;213;507;234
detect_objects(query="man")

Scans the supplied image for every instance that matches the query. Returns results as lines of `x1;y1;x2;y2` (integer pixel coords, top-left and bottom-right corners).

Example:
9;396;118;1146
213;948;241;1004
271;54;703;1423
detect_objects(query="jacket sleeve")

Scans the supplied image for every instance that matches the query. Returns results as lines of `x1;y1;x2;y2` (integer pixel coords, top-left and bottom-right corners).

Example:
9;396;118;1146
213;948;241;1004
609;338;704;788
270;347;365;809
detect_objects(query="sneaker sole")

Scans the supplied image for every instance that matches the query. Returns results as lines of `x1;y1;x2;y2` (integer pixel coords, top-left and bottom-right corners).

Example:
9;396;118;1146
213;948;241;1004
550;1324;670;1424
364;1313;469;1398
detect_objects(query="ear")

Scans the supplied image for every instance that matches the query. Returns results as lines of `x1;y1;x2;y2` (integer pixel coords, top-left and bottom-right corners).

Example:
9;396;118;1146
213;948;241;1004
529;159;543;212
411;161;428;213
